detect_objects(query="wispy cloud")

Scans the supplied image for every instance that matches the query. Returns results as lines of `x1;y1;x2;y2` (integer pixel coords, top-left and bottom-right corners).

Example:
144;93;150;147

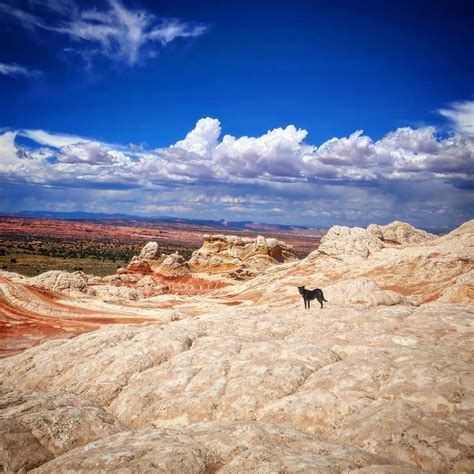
438;100;474;137
0;62;41;78
0;0;208;66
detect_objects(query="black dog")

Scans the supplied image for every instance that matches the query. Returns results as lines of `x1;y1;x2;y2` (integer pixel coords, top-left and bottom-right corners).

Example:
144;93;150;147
298;286;328;309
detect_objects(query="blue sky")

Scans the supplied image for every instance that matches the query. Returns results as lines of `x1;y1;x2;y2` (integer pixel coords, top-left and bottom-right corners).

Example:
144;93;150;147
0;0;473;228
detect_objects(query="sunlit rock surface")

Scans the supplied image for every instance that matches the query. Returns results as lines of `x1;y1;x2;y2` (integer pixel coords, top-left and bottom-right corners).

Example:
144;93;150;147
0;220;473;472
32;422;417;473
318;225;385;259
30;270;88;296
367;221;436;245
0;389;124;472
189;234;297;278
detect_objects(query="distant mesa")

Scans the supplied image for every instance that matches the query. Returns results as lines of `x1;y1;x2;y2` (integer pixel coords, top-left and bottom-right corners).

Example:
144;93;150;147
3;210;317;232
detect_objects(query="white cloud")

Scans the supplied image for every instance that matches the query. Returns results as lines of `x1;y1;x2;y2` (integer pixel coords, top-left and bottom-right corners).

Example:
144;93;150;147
56;141;118;164
172;117;221;157
1;114;473;227
0;131;18;163
20;129;85;148
148;19;208;45
214;124;308;178
3;118;473;189
438;100;474;137
0;0;208;66
143;204;193;213
0;62;40;78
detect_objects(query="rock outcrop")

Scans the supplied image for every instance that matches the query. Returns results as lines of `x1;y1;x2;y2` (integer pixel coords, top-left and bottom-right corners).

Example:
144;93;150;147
325;278;410;307
159;252;190;276
30;270;88;296
188;234;297;278
138;241;160;259
124;235;296;281
368;221;436;245
317;225;385;259
127;242;189;276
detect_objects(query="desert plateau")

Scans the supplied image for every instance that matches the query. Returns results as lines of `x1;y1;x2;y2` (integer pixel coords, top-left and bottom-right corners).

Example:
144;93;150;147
0;219;473;472
2;0;473;471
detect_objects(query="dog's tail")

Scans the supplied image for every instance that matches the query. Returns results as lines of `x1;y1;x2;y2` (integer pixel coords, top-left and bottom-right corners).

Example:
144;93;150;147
323;296;328;302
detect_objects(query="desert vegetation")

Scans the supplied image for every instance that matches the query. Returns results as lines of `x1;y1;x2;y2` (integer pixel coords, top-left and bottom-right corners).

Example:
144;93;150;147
0;217;321;276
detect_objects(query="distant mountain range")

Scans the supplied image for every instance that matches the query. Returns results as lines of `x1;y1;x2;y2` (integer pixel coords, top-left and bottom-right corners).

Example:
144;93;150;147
1;210;322;232
0;211;451;234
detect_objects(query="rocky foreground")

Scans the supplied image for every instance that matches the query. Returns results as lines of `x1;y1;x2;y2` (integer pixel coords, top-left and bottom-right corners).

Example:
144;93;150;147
0;220;473;472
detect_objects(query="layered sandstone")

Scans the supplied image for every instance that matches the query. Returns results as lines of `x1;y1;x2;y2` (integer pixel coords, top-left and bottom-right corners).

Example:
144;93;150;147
188;234;297;278
0;220;472;472
124;233;297;282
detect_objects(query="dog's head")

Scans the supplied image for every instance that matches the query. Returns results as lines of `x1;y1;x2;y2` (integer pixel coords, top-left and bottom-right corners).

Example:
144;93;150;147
297;286;305;295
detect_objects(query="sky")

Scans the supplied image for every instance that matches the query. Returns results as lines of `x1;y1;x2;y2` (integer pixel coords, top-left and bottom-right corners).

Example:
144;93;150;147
0;0;473;229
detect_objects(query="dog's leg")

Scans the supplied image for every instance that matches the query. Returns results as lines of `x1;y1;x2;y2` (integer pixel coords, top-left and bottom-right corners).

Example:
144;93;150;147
308;299;310;309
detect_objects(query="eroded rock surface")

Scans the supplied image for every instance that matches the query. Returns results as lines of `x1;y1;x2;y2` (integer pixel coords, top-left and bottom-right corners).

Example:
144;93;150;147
368;221;436;245
139;241;160;259
32;422;419;473
30;270;88;296
325;278;410;306
0;219;472;472
188;234;297;278
318;225;385;259
0;389;123;472
1;301;472;472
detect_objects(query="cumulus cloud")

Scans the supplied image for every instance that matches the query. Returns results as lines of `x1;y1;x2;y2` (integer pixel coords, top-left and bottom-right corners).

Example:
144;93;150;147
3;118;473;188
56;142;119;164
1;115;473;227
0;0;208;66
438;100;474;137
172;117;221;157
214;125;309;179
0;62;40;77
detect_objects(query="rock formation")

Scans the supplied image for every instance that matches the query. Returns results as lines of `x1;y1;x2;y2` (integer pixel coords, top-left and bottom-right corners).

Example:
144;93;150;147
138;241;160;259
33;422;419;473
0;389;124;472
368;220;436;245
31;270;88;296
324;278;410;306
188;234;297;278
317;225;385;259
0;219;473;472
122;233;296;283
